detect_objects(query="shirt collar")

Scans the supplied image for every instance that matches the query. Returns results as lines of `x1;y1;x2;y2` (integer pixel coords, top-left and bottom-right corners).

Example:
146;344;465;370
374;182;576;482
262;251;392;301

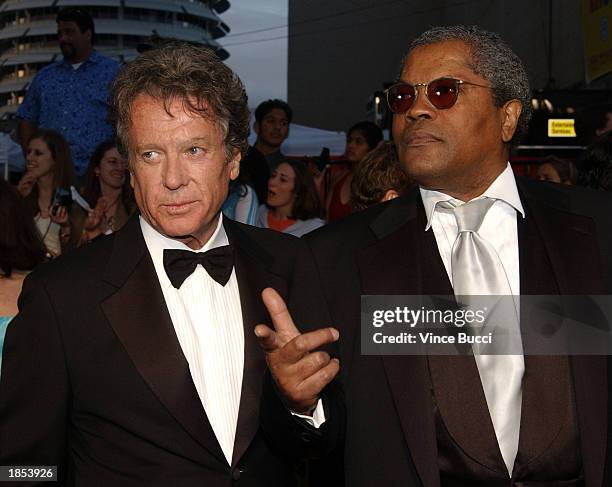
61;49;101;67
140;213;229;289
419;162;525;231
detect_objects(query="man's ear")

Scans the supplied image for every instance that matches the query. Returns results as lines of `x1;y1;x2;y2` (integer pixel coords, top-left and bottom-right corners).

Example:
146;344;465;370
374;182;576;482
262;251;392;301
129;171;135;189
381;189;399;202
253;121;260;136
501;99;522;143
229;151;241;181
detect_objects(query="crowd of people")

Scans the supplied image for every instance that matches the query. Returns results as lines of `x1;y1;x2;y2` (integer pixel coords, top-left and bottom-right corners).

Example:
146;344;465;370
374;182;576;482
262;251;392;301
1;9;612;487
3;10;612;264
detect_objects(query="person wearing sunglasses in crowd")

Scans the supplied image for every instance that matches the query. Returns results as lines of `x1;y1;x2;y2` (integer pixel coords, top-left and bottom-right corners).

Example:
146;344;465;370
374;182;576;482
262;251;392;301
264;25;612;486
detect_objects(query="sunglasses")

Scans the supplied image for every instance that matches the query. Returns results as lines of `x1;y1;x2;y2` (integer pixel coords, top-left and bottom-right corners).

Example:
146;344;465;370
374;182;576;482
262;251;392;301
384;77;491;113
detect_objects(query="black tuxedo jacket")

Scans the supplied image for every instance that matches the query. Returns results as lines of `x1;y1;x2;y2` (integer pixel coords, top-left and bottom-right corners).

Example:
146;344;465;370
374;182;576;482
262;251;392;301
0;216;341;486
305;179;612;487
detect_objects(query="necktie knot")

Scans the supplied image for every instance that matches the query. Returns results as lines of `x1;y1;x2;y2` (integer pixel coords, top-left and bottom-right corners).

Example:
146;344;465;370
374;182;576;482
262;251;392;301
163;245;234;289
453;198;496;233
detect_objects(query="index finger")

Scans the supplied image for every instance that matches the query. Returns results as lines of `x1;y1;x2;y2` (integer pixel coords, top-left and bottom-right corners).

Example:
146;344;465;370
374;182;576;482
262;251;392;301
262;288;299;338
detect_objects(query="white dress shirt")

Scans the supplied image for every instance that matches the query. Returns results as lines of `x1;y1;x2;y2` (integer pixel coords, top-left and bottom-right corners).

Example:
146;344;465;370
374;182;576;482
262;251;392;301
420;163;525;475
141;214;325;465
141;214;244;465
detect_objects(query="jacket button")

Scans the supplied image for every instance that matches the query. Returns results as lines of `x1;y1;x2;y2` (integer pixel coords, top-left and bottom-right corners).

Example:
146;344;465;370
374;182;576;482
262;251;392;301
232;468;242;481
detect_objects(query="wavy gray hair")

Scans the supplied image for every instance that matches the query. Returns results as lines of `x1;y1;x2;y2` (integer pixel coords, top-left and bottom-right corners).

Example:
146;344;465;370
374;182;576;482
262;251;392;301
110;40;250;163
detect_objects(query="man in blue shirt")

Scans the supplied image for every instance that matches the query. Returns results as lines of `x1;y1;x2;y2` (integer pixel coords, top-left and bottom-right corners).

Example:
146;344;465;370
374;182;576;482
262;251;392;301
17;7;121;177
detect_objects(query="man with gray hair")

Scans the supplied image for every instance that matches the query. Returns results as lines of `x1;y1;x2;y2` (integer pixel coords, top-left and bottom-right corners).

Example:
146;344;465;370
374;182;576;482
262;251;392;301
0;41;341;486
268;25;612;485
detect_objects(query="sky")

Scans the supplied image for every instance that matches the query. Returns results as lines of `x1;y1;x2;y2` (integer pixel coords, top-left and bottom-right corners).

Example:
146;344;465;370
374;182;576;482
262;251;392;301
217;2;347;154
220;0;288;110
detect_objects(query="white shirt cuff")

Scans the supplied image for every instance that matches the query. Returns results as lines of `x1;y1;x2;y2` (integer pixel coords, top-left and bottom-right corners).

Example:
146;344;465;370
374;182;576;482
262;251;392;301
290;398;326;429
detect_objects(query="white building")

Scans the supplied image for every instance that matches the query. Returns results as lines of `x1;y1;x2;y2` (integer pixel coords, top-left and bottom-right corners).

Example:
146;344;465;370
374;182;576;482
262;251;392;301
0;0;231;116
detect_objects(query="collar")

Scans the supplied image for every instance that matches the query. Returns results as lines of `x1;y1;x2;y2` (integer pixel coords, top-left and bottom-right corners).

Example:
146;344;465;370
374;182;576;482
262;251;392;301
61;49;102;67
140;213;229;289
420;163;525;231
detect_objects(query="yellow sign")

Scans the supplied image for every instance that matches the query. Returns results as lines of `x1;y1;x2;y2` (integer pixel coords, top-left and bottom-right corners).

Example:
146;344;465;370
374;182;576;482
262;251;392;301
582;0;612;82
548;119;576;138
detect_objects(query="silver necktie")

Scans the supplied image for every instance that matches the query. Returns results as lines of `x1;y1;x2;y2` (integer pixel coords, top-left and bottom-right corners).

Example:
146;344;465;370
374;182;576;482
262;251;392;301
446;197;524;476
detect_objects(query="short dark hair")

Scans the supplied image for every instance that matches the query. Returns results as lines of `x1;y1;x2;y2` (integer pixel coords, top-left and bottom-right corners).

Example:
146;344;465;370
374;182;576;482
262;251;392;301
577;132;612;191
56;7;95;41
0;179;46;277
255;99;293;124
406;25;532;145
348;121;384;151
350;141;413;211
271;159;321;220
110;41;250;163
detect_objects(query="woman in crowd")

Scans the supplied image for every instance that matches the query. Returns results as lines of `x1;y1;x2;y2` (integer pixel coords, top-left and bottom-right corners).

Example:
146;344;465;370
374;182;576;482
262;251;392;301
222;173;259;225
350;141;413;211
536;155;577;185
74;140;135;245
326;121;383;222
0;179;47;374
16;129;76;257
256;159;324;237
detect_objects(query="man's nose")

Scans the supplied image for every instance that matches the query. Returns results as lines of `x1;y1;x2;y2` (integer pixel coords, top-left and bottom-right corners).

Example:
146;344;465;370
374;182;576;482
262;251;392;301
405;85;436;121
162;156;189;190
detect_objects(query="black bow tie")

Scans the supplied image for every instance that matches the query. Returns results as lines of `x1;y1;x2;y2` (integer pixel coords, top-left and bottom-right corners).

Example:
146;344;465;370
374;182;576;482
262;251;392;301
163;246;234;289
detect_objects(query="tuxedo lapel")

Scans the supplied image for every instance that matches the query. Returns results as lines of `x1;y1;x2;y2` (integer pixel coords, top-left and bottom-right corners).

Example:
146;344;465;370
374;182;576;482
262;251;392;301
515;198;568;469
415;200;506;474
100;216;226;465
224;220;289;467
356;192;440;487
518;181;608;485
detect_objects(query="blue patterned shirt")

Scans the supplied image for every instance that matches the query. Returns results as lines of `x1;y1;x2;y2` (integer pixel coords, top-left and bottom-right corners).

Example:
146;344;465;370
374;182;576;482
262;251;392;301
17;50;121;176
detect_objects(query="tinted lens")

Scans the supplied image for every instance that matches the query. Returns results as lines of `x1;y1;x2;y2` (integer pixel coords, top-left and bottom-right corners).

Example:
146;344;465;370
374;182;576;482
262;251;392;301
386;84;416;114
427;78;460;109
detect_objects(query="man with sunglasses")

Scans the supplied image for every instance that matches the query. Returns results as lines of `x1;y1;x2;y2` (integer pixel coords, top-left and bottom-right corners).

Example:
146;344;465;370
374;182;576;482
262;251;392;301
265;25;612;486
